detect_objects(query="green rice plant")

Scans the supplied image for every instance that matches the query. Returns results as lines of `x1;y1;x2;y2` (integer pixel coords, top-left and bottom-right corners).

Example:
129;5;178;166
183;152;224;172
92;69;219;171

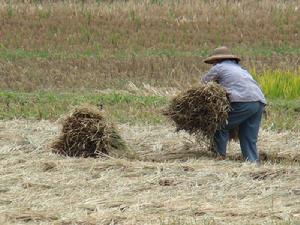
129;10;141;32
252;69;300;99
37;8;52;20
83;10;93;26
150;0;163;6
80;27;92;43
109;32;121;47
7;0;13;18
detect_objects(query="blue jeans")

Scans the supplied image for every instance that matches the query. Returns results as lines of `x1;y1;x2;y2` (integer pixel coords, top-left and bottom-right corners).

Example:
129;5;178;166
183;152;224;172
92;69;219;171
214;101;264;162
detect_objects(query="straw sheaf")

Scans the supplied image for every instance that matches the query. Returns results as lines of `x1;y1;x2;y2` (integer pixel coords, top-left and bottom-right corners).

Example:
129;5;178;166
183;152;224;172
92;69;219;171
164;82;231;139
51;104;133;158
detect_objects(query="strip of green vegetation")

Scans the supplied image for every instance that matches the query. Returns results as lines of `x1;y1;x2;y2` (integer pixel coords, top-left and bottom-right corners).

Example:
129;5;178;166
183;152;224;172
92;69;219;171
252;70;300;99
1;46;300;60
0;91;167;124
0;47;102;60
0;91;299;131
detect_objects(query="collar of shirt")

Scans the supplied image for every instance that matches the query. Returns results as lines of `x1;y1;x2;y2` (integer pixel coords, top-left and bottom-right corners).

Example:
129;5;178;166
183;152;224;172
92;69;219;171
216;60;238;66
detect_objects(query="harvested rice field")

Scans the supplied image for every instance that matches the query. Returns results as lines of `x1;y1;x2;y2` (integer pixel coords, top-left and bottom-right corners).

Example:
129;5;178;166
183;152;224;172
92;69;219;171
1;0;300;224
0;120;299;225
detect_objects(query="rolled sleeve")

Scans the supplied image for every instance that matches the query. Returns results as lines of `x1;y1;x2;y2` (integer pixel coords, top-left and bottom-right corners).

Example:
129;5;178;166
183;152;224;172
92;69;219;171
201;66;219;83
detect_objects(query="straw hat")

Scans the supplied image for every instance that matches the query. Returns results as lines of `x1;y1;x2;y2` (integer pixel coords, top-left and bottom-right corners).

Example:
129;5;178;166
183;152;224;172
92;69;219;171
204;46;240;64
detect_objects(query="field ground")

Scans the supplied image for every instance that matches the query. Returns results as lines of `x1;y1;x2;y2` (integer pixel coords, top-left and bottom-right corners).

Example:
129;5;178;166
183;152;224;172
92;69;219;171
0;120;299;225
1;0;300;224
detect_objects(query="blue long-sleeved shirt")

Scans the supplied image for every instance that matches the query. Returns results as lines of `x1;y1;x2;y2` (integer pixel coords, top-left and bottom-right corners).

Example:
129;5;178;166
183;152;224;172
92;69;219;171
202;60;266;104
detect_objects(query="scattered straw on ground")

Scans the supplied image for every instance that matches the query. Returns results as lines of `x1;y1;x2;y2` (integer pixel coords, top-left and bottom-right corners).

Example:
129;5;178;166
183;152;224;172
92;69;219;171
0;120;299;225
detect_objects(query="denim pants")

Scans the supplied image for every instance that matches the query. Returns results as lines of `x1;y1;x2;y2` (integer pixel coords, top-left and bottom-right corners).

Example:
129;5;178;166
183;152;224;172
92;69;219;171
214;101;264;162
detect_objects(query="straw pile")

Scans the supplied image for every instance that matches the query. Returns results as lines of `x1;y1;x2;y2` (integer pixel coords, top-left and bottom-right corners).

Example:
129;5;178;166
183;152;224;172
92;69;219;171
164;82;231;139
51;104;132;158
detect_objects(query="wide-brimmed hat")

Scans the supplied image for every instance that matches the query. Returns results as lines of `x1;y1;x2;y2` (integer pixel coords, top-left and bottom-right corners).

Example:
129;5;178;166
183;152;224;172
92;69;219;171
204;46;240;64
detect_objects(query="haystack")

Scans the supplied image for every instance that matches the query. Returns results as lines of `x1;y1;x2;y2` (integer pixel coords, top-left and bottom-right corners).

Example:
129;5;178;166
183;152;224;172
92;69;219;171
51;104;134;158
164;82;236;141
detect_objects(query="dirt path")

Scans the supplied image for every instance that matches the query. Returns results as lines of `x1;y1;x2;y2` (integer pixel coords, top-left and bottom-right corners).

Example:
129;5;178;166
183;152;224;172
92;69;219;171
0;120;299;225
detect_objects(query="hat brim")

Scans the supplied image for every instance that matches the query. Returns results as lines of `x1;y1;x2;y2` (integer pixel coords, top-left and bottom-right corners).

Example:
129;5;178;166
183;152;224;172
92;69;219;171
204;55;241;64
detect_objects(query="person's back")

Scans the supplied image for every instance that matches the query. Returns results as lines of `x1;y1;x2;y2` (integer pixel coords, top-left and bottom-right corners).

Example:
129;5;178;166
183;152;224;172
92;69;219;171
202;60;266;104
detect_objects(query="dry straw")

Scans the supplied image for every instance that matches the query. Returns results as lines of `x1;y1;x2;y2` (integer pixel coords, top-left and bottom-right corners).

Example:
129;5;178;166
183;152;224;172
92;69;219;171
1;120;300;224
51;104;134;158
164;82;232;139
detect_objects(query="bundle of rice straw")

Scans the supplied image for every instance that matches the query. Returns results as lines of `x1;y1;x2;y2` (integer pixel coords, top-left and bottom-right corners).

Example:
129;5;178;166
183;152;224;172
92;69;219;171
51;104;134;158
164;82;232;140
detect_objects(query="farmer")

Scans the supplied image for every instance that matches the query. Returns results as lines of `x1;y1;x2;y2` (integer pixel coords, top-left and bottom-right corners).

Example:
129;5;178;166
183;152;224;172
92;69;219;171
202;46;266;162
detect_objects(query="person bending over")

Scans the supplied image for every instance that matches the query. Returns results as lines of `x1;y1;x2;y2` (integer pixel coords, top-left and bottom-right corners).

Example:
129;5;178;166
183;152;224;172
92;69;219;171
202;46;266;162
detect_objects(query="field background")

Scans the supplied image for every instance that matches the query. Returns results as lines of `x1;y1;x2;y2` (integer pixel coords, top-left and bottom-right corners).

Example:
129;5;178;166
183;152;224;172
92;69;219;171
0;0;300;224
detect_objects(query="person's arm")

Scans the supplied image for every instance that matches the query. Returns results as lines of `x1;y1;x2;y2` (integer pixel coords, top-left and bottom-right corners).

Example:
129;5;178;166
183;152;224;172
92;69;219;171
201;66;219;83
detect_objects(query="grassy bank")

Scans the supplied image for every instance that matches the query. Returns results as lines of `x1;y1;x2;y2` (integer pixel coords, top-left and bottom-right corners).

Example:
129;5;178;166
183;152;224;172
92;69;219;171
1;91;299;131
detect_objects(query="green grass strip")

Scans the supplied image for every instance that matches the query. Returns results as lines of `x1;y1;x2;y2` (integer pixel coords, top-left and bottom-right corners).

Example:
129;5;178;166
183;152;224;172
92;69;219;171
0;91;299;131
0;91;167;124
1;46;300;60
